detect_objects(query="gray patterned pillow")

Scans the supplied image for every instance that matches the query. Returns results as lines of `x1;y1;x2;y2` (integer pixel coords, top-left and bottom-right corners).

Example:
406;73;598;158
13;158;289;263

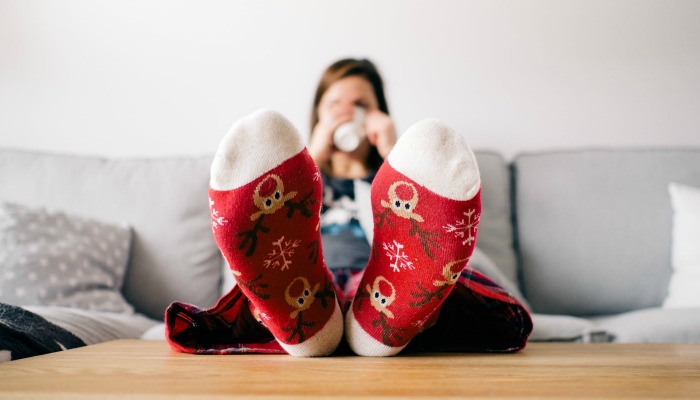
0;201;134;313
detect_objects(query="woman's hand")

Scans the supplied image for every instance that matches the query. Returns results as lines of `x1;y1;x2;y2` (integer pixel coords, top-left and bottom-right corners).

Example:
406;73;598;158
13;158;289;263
364;110;397;159
308;107;354;167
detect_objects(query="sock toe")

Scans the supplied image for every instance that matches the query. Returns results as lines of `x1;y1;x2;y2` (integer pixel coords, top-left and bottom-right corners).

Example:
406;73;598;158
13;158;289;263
387;118;480;201
210;109;305;191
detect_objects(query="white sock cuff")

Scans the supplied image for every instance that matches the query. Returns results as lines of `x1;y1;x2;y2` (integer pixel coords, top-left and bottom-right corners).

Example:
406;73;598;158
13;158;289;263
387;118;480;201
210;109;305;191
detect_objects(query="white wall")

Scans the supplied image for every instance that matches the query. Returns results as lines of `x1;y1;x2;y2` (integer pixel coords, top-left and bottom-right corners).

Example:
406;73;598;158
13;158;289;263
1;0;699;159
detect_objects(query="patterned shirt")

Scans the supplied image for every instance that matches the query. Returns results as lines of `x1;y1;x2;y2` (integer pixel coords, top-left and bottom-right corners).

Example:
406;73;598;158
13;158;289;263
320;173;375;269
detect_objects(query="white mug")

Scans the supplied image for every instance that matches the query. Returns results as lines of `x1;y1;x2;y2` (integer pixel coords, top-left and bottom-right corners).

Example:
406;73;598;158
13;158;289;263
333;107;366;152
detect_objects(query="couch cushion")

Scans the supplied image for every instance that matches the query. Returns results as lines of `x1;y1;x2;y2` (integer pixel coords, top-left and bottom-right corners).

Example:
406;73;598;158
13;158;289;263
472;151;518;286
514;149;700;315
25;305;160;345
0;149;221;319
0;201;133;313
529;314;612;342
592;308;700;343
663;182;700;308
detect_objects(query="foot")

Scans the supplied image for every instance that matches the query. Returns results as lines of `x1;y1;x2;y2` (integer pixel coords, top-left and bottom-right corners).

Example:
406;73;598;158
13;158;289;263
345;118;482;356
209;109;343;356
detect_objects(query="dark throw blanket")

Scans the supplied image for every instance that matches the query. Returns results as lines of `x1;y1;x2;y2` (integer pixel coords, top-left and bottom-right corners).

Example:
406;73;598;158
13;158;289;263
0;303;85;362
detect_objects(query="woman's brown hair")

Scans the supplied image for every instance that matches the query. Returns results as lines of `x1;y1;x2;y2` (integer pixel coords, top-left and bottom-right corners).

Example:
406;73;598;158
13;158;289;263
310;58;389;172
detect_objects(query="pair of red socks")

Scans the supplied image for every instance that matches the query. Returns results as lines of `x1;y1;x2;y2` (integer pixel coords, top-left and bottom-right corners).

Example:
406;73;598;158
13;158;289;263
209;110;481;356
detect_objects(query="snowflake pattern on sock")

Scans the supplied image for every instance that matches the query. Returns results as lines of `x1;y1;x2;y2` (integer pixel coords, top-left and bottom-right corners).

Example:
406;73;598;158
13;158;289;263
264;236;301;270
382;240;415;272
209;198;228;231
443;209;480;246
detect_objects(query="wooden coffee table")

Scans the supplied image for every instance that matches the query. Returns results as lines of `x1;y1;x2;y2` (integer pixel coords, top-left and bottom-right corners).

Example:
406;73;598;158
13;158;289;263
1;340;699;399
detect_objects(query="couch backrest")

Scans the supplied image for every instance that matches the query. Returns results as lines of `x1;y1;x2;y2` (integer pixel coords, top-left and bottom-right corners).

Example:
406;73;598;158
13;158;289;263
473;151;519;285
0;149;221;319
0;148;519;321
513;149;700;316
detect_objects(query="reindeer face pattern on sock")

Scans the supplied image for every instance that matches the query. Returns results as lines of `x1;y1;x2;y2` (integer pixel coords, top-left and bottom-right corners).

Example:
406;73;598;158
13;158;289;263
376;180;441;259
251;174;297;221
231;173;318;258
409;258;471;308
367;276;396;319
285;277;319;319
433;258;470;287
380;181;424;222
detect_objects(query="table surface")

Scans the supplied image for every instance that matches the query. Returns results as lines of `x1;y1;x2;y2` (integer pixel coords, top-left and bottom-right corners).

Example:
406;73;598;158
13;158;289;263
1;340;699;399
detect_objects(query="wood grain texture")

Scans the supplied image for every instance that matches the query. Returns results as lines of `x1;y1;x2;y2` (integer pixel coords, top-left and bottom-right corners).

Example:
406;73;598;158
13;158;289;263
1;340;699;399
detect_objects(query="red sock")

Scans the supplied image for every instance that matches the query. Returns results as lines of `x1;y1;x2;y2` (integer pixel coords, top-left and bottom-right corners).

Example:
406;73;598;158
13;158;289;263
345;119;482;356
209;110;343;356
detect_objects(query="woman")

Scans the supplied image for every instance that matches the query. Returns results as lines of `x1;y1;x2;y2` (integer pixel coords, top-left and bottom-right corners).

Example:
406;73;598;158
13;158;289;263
308;59;397;284
164;58;532;358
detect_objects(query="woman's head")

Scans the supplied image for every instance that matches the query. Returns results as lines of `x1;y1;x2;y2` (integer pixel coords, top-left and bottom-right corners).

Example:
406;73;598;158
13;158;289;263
311;59;389;127
311;58;389;170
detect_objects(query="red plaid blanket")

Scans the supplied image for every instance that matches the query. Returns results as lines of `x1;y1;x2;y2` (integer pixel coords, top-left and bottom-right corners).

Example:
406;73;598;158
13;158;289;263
165;266;532;355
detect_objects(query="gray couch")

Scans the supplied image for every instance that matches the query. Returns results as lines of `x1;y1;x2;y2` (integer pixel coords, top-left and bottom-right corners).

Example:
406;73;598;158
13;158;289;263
1;147;699;345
